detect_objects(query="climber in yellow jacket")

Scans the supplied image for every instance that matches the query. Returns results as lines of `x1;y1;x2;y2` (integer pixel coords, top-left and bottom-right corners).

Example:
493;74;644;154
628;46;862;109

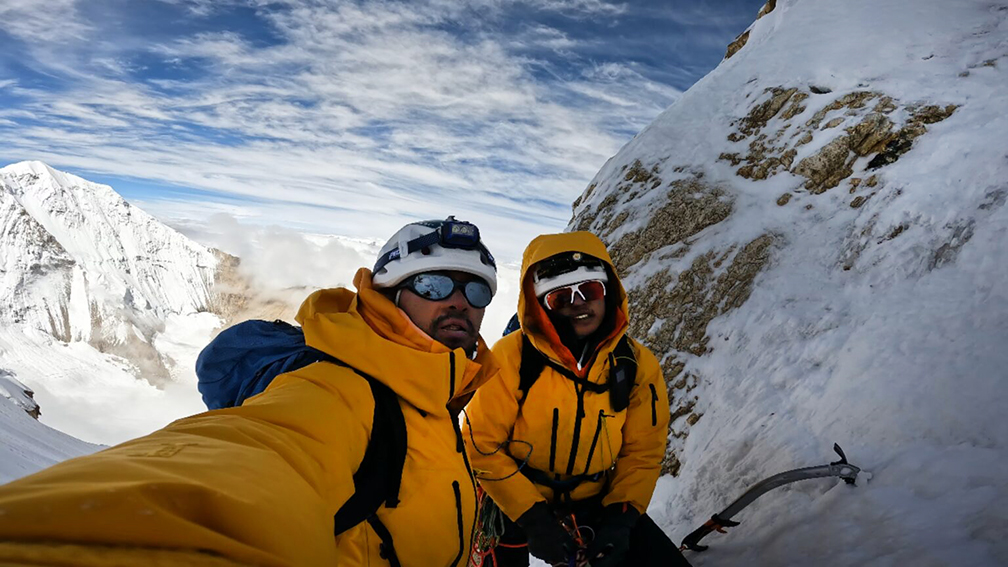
463;231;691;567
0;217;500;567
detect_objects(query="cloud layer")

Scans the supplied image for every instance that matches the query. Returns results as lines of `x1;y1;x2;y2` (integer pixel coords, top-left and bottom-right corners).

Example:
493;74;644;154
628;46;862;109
0;0;761;260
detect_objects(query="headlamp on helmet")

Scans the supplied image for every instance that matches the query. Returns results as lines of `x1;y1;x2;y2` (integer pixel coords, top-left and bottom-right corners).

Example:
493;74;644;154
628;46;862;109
532;252;608;298
372;216;498;295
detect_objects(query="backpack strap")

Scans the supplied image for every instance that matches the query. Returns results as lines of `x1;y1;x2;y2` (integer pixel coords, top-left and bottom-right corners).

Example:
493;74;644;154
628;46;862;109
328;361;406;567
518;333;547;402
517;333;637;408
607;336;637;412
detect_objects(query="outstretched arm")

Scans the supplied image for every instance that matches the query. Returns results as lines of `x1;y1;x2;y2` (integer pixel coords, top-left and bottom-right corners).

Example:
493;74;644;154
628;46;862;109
0;362;372;566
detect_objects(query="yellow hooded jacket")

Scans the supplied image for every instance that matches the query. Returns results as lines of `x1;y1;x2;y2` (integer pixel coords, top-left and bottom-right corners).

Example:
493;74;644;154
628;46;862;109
0;269;497;567
463;232;670;522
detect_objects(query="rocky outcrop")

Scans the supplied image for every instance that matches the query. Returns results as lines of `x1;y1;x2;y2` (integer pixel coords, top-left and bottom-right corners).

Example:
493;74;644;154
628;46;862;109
570;42;960;479
718;87;956;198
724;0;777;60
0;369;41;419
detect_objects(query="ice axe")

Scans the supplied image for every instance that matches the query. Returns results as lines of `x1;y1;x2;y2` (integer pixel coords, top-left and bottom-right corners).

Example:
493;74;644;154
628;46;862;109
680;443;862;552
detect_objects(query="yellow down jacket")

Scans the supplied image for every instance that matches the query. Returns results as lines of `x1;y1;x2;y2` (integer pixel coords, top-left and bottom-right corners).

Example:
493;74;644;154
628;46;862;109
0;269;497;567
463;232;670;521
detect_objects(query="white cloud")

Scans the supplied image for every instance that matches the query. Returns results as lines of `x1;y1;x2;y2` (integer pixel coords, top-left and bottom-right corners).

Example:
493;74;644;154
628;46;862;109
0;0;682;262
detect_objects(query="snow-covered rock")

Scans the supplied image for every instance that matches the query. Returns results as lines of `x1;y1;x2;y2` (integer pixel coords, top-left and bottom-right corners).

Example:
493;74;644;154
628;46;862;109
571;0;1008;564
0;368;40;419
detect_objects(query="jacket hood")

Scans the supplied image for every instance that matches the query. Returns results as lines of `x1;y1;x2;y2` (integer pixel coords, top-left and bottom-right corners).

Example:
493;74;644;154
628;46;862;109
518;232;628;374
295;268;497;414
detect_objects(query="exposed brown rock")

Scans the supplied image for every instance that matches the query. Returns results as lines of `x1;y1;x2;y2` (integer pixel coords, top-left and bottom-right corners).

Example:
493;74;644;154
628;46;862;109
885;224;908;241
624;159;655;184
823;117;845;129
874;96;898;114
725;30;751;60
719;152;743;166
608;177;732;271
794;137;853;193
807;91;879;129
740;88;799;135
780;92;809;120
626;233;775;478
757;0;777;18
628;234;775;359
911;104;958;124
850;196;868;208
846;113;896;156
777;193;792;206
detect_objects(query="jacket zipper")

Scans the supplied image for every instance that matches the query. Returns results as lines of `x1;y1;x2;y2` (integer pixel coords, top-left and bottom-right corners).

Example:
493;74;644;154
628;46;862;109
565;383;587;476
649;383;659;427
549;407;559;471
582;409;604;476
447;352;477;566
451;480;464;567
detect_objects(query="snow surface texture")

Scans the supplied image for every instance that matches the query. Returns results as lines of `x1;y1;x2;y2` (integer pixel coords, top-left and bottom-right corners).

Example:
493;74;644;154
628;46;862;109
0;394;99;485
568;0;1008;565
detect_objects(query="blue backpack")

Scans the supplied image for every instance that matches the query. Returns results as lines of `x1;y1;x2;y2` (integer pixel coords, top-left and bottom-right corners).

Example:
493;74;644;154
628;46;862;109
195;319;407;566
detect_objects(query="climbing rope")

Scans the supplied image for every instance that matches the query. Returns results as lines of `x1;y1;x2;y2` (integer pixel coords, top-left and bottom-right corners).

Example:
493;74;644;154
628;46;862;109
469;487;509;567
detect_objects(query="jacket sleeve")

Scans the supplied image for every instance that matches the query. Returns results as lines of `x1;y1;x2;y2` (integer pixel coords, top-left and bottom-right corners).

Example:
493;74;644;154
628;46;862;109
602;342;670;513
0;362;372;567
462;335;546;521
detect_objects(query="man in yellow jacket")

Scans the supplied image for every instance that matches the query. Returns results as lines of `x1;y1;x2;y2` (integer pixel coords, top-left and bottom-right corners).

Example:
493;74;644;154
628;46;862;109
0;217;499;567
463;231;690;567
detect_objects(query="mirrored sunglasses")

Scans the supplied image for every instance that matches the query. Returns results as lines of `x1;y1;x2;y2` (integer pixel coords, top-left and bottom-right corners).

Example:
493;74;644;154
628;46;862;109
403;273;493;308
543;280;606;311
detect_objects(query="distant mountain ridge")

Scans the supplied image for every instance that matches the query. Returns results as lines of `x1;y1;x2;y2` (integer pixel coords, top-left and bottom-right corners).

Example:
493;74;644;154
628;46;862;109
0;161;220;383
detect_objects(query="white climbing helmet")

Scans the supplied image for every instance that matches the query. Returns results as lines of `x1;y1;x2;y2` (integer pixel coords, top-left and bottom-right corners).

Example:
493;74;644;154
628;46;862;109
372;216;498;295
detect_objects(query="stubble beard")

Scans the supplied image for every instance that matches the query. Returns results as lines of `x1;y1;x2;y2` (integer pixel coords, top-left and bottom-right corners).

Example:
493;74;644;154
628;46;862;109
429;314;478;357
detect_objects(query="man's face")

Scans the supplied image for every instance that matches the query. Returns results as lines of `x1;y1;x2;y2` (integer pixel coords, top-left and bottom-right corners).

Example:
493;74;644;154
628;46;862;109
397;270;486;354
551;288;606;340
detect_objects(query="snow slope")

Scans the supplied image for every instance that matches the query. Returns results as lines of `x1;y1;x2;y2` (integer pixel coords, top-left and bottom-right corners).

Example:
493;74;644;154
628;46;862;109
568;0;1008;565
0;387;100;484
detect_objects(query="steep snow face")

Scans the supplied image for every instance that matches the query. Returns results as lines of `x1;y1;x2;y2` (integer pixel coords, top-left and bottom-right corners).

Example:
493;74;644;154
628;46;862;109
571;0;1008;564
0;161;218;346
0;162;226;451
0;393;100;484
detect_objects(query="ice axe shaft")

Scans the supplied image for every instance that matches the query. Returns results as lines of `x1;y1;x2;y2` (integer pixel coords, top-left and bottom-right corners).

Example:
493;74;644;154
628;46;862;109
680;443;861;552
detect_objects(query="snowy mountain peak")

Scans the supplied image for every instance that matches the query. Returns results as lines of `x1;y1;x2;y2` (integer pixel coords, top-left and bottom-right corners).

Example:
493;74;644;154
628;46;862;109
0;161;220;382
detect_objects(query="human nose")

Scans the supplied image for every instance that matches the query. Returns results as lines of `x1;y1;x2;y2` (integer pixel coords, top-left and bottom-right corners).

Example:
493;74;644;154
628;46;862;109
445;287;470;309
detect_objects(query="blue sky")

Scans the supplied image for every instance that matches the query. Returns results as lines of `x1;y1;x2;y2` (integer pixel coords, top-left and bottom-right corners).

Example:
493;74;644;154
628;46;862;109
0;0;764;261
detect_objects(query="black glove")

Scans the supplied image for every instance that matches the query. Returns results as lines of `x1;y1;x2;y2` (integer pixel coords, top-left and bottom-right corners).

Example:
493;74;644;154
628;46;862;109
585;503;640;567
516;502;577;564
